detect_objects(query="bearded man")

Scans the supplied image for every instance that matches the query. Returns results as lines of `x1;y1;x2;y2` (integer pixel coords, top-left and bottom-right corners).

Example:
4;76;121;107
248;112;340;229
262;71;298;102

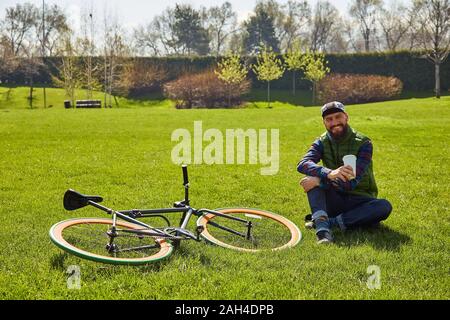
297;101;392;244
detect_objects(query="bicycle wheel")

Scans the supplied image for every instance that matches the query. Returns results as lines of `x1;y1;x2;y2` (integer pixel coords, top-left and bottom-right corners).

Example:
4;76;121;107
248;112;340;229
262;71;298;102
196;208;301;252
49;218;173;265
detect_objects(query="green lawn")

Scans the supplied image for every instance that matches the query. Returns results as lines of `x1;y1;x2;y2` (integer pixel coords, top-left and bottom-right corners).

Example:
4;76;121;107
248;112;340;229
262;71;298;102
0;86;449;299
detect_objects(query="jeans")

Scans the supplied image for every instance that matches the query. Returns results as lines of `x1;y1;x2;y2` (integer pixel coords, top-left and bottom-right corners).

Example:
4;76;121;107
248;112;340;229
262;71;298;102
307;186;392;231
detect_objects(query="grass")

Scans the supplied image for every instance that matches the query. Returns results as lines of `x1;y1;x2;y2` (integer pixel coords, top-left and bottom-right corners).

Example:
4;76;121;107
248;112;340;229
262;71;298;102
0;86;449;299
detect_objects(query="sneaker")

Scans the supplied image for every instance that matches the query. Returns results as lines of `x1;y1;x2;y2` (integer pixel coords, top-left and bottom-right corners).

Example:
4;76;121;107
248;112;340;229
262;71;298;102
304;214;315;229
316;230;334;244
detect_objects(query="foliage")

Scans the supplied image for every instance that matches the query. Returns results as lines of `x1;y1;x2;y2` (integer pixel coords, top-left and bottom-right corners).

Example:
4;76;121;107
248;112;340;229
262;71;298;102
215;53;249;107
51;34;83;107
2;51;450;92
284;40;307;95
117;59;170;97
317;73;403;104
215;53;248;85
173;4;210;56
300;50;330;84
243;7;280;54
252;45;285;107
252;46;285;83
295;49;330;103
163;69;250;108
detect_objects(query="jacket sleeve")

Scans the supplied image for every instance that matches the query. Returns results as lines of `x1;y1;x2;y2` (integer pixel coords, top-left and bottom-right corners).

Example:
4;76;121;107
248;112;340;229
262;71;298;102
297;139;332;181
329;140;373;192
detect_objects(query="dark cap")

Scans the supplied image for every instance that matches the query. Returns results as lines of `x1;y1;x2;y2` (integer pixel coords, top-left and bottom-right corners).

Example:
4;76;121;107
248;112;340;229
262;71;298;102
321;101;345;118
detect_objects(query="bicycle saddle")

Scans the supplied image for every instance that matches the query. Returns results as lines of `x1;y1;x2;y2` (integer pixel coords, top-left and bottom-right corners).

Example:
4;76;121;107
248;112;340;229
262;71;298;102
63;189;103;211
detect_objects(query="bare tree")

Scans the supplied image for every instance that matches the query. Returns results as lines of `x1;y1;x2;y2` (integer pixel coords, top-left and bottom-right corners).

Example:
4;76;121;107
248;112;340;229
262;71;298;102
377;0;412;51
413;0;450;98
79;5;98;100
52;32;83;108
326;19;350;53
349;0;383;52
132;24;161;56
134;8;179;56
202;2;237;56
34;3;69;57
0;35;18;101
103;12;129;107
310;1;339;52
279;0;311;52
2;3;38;56
20;41;43;109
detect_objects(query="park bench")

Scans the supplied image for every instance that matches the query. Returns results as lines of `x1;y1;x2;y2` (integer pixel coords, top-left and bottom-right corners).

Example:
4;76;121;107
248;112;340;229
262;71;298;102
75;100;102;108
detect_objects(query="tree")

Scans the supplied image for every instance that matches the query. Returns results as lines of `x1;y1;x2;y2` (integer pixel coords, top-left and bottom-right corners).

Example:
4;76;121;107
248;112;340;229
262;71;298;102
300;50;330;104
278;0;311;52
243;6;280;54
102;13;130;107
252;45;285;107
34;3;69;57
79;6;99;100
202;2;237;56
0;35;18;84
215;52;249;107
173;4;210;56
2;3;38;56
349;0;383;52
132;24;162;56
284;40;307;95
310;1;339;52
377;0;412;51
137;7;180;56
52;32;82;108
412;0;449;98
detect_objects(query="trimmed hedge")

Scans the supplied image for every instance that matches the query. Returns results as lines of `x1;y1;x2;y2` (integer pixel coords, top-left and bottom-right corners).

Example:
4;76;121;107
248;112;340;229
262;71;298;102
1;51;448;92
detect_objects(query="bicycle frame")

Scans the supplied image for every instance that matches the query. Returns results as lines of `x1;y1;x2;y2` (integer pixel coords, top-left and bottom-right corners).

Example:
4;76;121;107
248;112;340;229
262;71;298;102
78;165;253;253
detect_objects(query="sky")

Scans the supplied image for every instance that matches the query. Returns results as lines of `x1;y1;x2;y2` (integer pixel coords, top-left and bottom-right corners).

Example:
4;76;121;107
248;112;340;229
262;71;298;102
0;0;354;33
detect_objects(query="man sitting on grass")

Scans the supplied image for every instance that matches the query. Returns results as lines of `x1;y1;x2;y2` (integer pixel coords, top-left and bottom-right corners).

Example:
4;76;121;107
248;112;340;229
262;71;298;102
297;101;392;244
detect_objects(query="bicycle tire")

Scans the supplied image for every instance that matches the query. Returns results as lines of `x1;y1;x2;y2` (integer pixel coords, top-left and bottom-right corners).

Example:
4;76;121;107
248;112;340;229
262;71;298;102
196;208;301;252
49;218;173;265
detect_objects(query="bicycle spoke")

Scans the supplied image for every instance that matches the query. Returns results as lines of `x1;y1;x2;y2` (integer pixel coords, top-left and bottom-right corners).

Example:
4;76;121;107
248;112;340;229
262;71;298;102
203;211;292;250
62;221;162;259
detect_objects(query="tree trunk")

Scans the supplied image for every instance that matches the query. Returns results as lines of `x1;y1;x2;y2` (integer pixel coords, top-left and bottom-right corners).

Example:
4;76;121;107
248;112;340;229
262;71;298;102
435;62;441;99
43;87;47;108
292;70;296;96
312;82;316;105
29;78;33;109
267;81;271;108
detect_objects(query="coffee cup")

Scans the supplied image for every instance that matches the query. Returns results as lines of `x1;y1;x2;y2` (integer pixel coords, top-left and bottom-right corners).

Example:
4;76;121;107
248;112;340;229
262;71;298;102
343;155;356;178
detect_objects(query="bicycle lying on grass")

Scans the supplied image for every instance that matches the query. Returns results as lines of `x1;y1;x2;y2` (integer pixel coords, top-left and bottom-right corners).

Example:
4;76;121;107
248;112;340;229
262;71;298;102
49;166;301;265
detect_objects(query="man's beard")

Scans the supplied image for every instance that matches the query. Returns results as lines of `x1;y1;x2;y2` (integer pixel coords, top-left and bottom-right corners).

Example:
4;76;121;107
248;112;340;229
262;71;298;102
327;123;349;140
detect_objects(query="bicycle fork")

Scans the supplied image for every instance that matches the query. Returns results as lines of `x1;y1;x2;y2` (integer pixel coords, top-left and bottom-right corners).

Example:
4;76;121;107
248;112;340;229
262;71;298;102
106;212;119;253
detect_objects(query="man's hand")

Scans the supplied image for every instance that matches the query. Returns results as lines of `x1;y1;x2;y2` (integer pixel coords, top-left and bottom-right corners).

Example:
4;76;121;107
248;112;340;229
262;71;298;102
327;165;354;182
300;176;321;193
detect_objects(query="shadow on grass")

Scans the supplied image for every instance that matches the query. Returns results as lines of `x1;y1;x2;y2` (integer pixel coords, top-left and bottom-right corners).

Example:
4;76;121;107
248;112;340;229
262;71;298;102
334;224;411;251
50;252;69;271
243;89;450;107
49;250;173;273
49;242;213;273
244;89;314;107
